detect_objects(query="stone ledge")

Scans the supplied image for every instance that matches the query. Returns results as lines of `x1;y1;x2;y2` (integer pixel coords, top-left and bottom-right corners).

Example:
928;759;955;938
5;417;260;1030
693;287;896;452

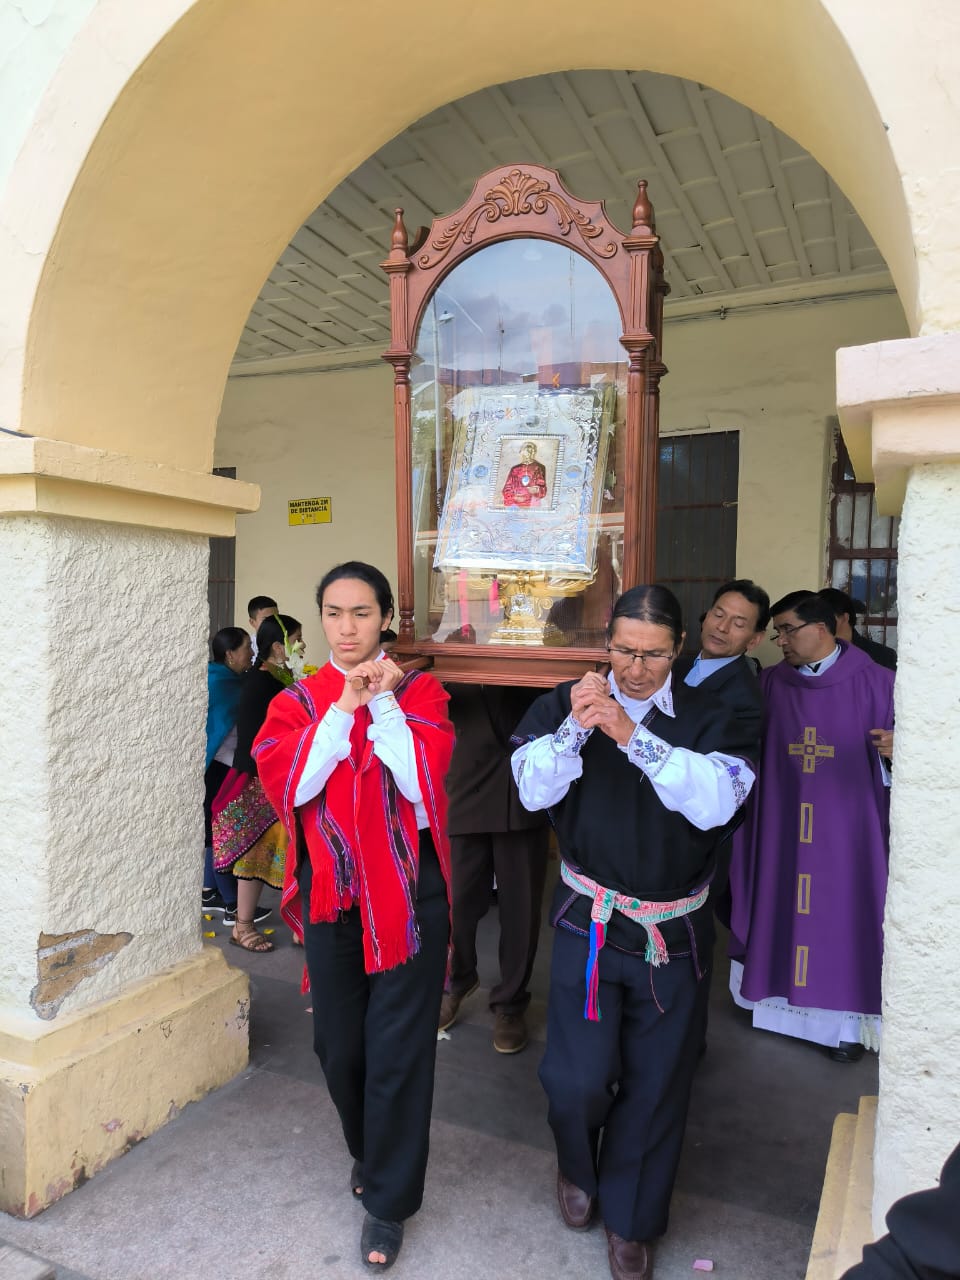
0;1242;56;1278
0;946;249;1217
806;1112;856;1280
837;334;960;513
806;1096;878;1280
0;432;259;535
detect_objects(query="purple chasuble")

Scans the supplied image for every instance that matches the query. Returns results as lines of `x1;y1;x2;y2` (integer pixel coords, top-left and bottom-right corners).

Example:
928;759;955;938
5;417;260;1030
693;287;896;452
734;642;894;1015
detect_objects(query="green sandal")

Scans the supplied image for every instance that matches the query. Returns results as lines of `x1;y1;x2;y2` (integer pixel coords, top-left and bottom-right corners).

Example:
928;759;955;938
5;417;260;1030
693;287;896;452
360;1213;404;1270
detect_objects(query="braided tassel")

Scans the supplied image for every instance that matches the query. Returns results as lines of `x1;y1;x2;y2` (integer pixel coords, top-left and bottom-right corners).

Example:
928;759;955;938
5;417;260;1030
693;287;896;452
583;918;606;1021
643;922;670;967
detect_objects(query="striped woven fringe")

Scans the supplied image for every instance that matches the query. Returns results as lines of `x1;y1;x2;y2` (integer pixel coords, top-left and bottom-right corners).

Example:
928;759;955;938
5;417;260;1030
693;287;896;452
560;861;709;1022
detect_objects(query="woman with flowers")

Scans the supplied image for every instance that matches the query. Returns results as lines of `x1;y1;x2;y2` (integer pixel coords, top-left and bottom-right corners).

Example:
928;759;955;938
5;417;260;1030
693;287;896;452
211;612;304;952
203;626;253;917
253;562;453;1272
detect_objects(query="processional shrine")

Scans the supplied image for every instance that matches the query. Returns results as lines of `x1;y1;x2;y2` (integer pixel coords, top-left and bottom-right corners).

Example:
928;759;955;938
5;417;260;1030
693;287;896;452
381;165;667;685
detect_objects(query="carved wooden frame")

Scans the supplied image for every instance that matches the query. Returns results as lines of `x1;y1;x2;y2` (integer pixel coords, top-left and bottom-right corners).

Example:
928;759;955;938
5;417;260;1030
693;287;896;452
382;164;667;686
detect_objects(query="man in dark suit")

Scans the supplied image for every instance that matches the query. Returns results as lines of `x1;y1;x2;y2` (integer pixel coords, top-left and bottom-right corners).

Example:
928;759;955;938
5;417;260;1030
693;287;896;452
675;579;769;760
439;684;550;1054
675;579;769;930
818;587;898;671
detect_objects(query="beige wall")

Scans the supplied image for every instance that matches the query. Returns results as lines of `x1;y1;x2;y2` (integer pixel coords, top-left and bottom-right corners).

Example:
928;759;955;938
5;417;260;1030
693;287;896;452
217;361;396;658
216;291;907;663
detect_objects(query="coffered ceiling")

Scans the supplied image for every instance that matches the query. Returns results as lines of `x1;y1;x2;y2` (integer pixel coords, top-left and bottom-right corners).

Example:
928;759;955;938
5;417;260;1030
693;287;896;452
232;69;892;369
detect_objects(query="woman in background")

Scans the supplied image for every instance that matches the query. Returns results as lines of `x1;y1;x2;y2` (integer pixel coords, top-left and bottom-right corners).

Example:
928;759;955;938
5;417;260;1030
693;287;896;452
211;612;302;952
203;627;252;917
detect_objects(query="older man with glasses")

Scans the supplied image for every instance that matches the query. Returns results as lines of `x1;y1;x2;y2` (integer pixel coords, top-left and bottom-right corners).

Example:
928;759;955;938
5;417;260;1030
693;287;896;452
510;584;757;1280
730;592;895;1063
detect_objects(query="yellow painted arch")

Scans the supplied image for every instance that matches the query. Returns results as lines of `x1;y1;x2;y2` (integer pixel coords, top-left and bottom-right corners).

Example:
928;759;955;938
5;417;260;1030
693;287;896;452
13;0;914;471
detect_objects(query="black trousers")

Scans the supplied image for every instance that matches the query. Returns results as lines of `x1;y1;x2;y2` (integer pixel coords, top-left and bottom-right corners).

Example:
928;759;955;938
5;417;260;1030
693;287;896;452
448;827;549;1013
299;831;449;1222
539;919;712;1242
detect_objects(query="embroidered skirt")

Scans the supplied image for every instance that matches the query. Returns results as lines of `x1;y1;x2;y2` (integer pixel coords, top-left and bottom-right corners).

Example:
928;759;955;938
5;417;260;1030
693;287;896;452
212;770;288;890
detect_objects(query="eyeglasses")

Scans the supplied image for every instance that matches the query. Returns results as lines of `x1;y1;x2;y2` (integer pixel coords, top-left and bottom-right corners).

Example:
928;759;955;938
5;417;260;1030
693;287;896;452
771;621;815;640
606;646;675;667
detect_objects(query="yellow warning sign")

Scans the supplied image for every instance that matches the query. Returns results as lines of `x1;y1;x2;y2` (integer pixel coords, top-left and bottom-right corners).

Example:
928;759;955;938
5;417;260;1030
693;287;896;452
288;496;332;526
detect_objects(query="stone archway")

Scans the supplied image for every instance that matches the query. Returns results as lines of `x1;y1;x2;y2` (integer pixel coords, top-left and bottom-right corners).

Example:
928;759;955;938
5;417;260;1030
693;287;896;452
3;0;916;474
5;0;959;1240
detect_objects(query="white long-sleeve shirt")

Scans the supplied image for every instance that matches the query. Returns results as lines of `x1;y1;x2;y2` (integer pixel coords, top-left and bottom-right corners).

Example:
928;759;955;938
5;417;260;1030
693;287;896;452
293;660;428;827
511;672;754;832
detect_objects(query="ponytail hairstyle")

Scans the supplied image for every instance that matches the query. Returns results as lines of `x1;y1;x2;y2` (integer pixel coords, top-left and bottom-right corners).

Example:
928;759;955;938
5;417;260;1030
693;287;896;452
211;626;249;664
316;561;394;622
608;584;684;649
254;613;302;668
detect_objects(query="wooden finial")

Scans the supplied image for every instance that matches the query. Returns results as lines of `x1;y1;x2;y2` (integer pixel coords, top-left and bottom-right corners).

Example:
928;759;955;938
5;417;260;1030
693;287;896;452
632;180;656;234
391;208;409;253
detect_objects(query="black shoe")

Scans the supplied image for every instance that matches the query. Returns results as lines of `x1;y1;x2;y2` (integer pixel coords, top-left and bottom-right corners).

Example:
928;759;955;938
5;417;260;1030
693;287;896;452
360;1214;404;1270
828;1041;865;1063
202;888;227;914
222;903;272;927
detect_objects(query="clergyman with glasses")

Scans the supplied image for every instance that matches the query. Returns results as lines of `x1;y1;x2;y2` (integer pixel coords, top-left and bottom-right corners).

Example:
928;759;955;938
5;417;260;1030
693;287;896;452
510;584;758;1280
729;591;895;1064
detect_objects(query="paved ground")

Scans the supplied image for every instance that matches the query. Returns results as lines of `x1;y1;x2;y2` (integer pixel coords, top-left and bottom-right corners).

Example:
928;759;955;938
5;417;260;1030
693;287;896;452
1;874;877;1279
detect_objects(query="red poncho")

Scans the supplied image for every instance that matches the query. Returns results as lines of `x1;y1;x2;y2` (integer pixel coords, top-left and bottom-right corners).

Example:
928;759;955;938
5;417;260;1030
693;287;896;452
253;663;453;975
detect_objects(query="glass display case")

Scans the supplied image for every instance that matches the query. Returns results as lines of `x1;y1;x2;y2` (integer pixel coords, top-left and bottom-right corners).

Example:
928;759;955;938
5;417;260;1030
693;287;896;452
382;165;667;685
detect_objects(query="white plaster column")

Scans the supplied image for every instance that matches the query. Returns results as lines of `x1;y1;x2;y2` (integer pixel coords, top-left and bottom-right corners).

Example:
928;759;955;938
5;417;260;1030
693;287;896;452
1;515;210;1014
838;334;960;1232
0;438;259;1215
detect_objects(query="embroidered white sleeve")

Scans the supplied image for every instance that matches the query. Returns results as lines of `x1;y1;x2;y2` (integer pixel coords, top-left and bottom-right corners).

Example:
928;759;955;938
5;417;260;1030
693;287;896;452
551;712;593;756
511;720;589;812
622;724;673;777
366;691;423;805
294;705;353;806
632;746;756;831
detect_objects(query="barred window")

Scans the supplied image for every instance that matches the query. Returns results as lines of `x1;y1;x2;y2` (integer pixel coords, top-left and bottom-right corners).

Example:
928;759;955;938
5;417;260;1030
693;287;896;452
828;429;898;649
656;431;739;648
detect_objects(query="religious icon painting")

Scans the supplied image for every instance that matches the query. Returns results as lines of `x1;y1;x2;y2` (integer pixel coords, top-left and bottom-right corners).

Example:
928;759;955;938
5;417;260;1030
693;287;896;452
433;382;615;578
493;435;562;511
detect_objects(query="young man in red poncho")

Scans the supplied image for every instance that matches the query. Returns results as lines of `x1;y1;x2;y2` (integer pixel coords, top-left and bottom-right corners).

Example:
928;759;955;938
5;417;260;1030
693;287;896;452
254;562;453;1273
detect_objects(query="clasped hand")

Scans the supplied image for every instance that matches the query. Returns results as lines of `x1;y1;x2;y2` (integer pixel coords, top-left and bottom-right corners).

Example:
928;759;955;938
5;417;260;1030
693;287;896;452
336;657;404;713
569;671;635;747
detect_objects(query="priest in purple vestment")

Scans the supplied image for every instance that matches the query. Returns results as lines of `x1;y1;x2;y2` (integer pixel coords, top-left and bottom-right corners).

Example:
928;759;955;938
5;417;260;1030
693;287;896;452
730;592;894;1062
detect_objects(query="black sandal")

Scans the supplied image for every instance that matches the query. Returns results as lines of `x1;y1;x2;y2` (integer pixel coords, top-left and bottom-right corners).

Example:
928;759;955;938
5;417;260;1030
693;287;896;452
360;1213;404;1270
350;1159;364;1199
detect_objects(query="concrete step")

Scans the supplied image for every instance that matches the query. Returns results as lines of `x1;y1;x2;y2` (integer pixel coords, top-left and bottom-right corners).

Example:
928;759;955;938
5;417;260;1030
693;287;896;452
805;1095;878;1280
806;1111;857;1280
0;1243;56;1279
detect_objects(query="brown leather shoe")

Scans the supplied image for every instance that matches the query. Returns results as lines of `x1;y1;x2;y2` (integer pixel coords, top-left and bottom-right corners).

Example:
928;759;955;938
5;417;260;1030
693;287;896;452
493;1010;527;1054
605;1226;653;1280
556;1169;596;1230
438;980;478;1032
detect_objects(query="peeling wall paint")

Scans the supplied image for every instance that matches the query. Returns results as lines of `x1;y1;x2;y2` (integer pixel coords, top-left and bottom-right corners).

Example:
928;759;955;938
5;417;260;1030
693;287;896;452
31;929;132;1020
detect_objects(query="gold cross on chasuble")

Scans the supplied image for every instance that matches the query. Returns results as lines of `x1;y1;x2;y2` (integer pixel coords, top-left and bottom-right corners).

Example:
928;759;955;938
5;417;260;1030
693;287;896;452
788;726;835;774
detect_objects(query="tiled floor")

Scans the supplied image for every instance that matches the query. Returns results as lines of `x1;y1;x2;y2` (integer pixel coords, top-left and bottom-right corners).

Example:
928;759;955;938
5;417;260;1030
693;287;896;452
1;878;876;1279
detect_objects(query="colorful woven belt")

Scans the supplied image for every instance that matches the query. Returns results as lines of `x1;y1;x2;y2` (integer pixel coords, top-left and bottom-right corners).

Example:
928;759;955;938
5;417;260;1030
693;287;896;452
560;860;710;1021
